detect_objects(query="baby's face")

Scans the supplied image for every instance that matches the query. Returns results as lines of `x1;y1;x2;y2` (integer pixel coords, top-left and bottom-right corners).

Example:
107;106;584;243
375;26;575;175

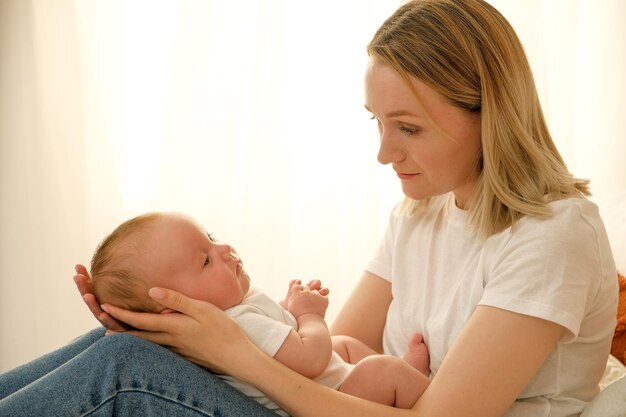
143;214;250;310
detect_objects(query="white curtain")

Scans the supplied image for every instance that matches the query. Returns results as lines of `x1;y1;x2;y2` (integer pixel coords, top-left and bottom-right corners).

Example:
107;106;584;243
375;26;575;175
1;0;624;372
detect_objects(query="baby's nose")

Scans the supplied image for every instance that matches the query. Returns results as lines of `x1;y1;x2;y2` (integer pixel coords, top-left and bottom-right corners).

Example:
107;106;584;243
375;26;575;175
227;250;240;262
218;244;238;261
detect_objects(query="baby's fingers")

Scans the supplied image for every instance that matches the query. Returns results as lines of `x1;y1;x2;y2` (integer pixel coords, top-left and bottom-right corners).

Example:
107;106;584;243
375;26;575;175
306;279;329;296
306;279;322;291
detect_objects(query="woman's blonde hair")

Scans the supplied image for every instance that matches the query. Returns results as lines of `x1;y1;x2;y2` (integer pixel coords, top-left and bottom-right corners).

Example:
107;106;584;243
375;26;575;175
90;212;164;312
368;0;589;238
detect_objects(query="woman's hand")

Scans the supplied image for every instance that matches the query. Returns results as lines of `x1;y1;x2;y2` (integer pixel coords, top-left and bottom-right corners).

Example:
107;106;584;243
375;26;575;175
73;264;129;331
101;287;258;375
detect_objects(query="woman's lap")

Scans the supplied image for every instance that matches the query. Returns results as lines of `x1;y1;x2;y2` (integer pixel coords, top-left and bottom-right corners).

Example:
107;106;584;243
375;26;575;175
0;327;106;398
0;328;278;417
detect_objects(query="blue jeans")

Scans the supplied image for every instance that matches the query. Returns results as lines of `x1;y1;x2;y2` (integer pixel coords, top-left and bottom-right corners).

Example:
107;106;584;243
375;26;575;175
0;328;279;416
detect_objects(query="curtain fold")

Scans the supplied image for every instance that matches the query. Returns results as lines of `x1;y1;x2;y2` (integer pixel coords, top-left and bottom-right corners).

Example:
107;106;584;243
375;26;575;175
1;0;624;372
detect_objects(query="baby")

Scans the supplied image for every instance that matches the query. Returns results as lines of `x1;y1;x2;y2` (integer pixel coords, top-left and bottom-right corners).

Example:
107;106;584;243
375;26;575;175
90;212;430;415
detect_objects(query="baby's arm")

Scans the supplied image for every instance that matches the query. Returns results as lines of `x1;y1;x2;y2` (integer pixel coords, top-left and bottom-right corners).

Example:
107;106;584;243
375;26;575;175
273;281;332;379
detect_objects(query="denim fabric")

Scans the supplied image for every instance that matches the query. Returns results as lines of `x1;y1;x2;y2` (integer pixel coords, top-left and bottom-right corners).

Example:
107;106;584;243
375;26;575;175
0;328;280;416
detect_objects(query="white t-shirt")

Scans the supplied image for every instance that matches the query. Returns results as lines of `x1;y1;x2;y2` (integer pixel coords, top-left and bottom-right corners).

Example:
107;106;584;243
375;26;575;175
220;289;353;416
366;193;617;417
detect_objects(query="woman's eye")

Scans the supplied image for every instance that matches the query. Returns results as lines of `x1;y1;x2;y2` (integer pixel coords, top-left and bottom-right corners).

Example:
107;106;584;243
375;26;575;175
207;233;216;242
400;126;420;136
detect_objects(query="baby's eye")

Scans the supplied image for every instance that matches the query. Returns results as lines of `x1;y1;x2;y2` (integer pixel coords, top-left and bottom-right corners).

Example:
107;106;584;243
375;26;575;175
204;255;210;266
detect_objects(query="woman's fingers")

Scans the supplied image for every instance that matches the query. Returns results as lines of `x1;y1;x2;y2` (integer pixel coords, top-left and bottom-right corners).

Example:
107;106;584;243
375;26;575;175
102;288;212;331
73;264;129;331
101;303;176;332
148;287;205;317
79;291;102;318
73;267;92;297
103;289;248;373
75;263;89;277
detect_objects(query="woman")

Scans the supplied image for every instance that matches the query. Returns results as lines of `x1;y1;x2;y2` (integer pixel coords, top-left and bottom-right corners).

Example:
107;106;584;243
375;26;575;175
1;1;617;416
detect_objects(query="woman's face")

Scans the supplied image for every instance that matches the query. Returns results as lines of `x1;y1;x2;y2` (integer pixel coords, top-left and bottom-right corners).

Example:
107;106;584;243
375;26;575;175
364;58;482;209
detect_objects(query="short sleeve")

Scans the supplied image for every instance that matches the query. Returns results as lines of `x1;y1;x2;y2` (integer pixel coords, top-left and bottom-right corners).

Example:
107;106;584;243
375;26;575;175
479;201;608;342
235;311;294;357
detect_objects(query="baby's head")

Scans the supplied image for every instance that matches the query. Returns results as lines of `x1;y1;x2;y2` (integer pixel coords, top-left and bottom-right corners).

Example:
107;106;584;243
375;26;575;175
90;212;250;313
90;212;165;312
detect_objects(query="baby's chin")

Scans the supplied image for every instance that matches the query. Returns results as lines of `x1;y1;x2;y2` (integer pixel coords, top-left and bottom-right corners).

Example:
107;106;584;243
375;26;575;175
242;272;251;291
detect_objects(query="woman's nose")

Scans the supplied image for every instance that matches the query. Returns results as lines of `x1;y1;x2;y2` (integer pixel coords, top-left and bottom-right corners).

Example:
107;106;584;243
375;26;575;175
377;131;405;165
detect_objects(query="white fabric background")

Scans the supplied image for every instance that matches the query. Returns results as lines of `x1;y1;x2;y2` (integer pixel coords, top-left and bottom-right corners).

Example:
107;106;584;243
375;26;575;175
1;0;624;372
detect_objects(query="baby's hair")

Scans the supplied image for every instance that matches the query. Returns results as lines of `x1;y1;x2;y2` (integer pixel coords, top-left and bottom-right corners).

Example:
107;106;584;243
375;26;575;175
90;212;165;313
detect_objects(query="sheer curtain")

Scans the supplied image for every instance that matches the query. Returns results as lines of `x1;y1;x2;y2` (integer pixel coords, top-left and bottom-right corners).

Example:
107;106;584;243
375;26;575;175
1;0;624;372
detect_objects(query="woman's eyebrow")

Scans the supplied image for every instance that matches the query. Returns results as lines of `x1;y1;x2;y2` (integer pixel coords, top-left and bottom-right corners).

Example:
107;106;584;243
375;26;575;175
386;109;419;118
364;105;421;119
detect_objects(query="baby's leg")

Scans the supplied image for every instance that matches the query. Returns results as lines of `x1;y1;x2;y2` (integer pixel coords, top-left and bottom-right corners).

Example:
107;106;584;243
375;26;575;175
331;335;378;364
339;355;429;409
403;332;430;376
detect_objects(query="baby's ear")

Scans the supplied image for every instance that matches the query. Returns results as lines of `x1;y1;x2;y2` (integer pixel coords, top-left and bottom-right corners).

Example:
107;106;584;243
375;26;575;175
159;308;176;314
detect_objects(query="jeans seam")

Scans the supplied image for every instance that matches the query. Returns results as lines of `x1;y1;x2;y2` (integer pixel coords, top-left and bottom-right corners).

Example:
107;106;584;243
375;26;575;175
81;388;215;417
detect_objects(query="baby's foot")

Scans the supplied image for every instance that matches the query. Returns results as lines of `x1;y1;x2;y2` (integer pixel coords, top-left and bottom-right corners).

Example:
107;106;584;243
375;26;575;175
403;333;430;376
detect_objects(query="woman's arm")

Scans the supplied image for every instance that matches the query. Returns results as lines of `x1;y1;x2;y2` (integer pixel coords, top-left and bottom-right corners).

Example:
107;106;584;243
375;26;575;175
414;305;565;416
103;288;564;417
330;272;392;353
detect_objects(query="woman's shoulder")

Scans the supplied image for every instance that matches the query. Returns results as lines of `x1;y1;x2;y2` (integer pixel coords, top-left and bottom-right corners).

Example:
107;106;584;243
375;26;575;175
518;197;604;236
547;196;601;218
491;197;616;281
483;197;613;273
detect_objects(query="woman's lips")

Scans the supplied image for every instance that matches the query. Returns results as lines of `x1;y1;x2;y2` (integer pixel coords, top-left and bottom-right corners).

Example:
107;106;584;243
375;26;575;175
397;172;419;180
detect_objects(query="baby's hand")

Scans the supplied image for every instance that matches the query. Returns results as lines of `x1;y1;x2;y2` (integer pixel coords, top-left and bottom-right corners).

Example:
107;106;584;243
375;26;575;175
287;280;329;319
280;279;329;309
305;279;330;296
279;279;299;309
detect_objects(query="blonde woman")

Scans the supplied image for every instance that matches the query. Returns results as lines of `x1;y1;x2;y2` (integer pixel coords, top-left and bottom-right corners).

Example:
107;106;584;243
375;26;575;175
2;1;616;416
